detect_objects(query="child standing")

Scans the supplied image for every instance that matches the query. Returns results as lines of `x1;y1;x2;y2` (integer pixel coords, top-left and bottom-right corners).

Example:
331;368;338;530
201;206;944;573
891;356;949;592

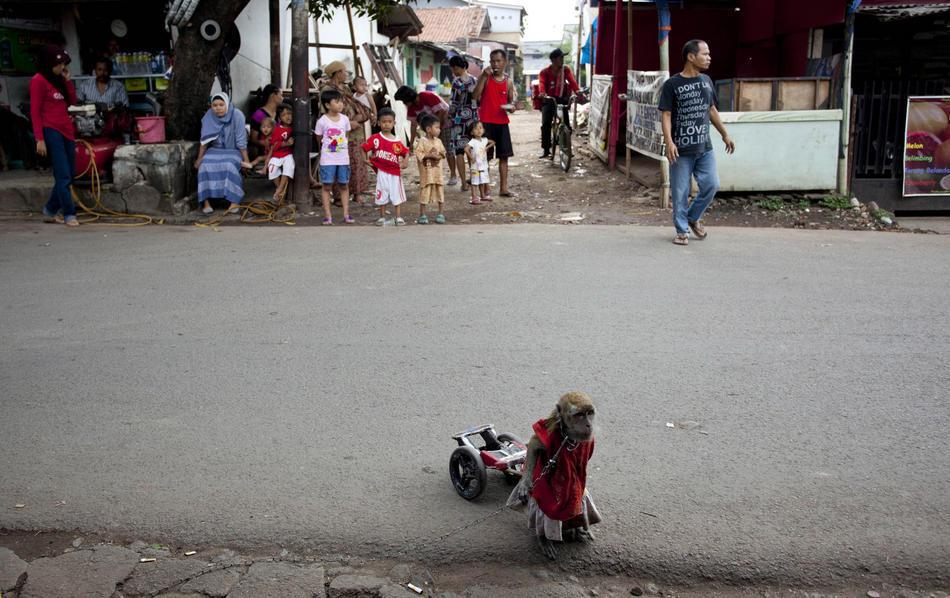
464;121;495;205
267;105;295;202
248;117;275;173
361;107;409;226
314;89;353;225
414;114;447;225
473;49;517;197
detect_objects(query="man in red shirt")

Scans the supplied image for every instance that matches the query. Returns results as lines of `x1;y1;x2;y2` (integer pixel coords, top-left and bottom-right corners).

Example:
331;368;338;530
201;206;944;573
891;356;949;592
537;48;580;159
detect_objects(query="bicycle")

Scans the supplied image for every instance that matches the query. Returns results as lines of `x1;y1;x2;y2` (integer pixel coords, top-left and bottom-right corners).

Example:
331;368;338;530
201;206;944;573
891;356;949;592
544;92;587;173
544;96;573;172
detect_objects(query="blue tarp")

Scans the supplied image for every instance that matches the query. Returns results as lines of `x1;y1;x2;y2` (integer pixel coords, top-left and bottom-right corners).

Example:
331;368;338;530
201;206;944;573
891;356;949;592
580;17;597;65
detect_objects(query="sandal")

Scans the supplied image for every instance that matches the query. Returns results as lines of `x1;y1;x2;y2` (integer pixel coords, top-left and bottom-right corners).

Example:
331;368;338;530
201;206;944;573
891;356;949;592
343;215;355;224
673;234;689;246
322;218;333;226
499;191;514;197
201;206;214;215
42;210;64;224
482;195;493;202
688;220;707;239
64;216;79;227
470;199;482;205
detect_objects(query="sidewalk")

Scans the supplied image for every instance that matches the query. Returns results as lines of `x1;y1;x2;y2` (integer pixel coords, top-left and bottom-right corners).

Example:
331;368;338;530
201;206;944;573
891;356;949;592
1;533;945;598
2;111;942;232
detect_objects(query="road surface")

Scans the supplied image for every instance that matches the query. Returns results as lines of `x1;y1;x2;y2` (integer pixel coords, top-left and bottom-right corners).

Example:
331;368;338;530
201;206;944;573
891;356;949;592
1;222;948;586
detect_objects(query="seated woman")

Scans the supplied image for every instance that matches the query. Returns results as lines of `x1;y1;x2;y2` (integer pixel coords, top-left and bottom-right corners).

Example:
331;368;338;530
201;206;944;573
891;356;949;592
194;92;252;214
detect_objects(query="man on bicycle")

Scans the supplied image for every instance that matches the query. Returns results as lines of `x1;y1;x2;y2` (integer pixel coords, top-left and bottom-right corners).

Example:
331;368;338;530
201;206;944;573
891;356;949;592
537;48;581;159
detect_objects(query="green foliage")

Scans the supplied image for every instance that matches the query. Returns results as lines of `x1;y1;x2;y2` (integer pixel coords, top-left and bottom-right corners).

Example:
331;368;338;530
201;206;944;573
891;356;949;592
307;0;410;22
797;199;811;210
755;196;785;211
819;194;851;210
872;208;894;221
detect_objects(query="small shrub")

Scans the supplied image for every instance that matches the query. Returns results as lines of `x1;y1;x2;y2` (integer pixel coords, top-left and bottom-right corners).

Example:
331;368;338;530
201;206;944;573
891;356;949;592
755;196;785;211
819;194;851;210
797;199;810;210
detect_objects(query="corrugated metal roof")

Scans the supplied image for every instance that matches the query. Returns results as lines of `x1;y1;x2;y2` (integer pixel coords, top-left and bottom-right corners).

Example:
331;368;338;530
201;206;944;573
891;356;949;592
860;0;950;19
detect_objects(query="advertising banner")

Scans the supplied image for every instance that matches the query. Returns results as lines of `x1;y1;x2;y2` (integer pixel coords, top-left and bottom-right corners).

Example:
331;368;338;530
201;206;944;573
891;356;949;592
625;70;669;161
903;96;950;197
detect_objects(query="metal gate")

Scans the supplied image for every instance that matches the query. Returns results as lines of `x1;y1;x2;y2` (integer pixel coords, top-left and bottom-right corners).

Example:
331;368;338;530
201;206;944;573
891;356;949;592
852;79;946;179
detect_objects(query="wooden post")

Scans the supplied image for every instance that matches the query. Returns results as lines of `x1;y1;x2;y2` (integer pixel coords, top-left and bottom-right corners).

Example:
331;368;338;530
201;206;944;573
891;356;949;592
269;0;281;86
346;4;362;78
657;0;671;208
624;0;633;179
607;0;626;170
837;4;856;195
291;0;312;211
574;4;583;126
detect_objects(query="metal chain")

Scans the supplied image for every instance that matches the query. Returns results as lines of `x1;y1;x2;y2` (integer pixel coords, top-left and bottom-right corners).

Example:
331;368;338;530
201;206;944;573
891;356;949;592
431;502;514;544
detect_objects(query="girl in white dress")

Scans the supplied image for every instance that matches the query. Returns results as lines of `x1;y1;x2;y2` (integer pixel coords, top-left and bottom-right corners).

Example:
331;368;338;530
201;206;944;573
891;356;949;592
464;122;495;204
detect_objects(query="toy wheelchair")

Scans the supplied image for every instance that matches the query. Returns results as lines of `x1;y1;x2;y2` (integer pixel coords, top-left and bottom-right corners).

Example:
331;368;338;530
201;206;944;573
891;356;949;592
449;424;527;500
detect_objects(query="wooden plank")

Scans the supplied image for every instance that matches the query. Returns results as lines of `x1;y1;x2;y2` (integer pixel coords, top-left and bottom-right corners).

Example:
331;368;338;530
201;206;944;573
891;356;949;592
737;81;772;111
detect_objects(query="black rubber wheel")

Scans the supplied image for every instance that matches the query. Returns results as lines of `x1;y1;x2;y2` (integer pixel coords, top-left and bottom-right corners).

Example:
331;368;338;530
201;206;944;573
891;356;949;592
449;445;487;500
558;128;572;172
496;433;527;484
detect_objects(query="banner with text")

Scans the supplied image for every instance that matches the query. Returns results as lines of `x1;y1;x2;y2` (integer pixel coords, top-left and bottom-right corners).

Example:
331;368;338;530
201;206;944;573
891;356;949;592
903;96;950;197
625;70;669;161
588;75;613;162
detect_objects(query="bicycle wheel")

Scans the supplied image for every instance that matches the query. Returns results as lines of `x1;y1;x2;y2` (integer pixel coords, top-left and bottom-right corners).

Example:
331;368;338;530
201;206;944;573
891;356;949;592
558;126;572;172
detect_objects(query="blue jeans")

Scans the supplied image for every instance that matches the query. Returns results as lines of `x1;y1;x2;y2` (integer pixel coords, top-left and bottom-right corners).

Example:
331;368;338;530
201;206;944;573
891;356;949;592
320;164;350;185
670;149;719;235
42;128;76;218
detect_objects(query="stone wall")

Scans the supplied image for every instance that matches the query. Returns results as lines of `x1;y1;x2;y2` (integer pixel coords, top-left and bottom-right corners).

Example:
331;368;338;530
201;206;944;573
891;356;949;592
111;142;198;216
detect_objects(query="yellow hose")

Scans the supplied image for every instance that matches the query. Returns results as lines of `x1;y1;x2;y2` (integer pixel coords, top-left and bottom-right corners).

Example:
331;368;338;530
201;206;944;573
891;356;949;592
69;139;296;227
71;139;163;226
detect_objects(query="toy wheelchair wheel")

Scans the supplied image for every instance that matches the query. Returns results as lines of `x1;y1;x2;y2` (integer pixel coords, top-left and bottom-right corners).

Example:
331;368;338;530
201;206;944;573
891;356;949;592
496;433;527;485
449;445;487;500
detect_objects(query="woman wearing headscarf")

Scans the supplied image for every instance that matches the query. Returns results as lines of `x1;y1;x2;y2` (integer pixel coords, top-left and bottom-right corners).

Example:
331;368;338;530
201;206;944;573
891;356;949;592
447;55;478;190
30;45;79;226
194;92;252;214
319;61;371;203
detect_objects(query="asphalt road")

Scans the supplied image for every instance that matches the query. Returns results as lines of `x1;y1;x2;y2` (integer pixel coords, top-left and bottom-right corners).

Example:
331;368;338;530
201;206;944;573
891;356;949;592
1;222;948;587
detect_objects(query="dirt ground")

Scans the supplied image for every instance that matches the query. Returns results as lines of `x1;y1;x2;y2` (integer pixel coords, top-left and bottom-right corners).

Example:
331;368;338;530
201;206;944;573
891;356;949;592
237;109;927;234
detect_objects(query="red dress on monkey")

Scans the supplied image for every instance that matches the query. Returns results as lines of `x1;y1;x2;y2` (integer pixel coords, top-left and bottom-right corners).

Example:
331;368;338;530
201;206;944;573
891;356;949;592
525;418;602;540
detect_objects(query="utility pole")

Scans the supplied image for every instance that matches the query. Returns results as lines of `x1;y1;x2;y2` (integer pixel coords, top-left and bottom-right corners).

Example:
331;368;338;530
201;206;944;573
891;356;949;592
291;0;312;211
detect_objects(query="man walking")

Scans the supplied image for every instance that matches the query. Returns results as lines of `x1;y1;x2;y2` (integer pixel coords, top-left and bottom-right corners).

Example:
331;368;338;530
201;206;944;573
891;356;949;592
537;48;580;159
659;40;735;246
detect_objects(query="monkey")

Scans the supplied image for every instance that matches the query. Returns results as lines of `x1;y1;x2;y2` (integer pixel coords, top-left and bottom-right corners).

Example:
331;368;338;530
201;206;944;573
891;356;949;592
509;391;601;560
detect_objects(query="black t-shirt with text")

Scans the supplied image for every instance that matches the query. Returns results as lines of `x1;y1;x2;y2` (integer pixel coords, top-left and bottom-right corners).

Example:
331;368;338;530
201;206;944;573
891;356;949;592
658;73;718;155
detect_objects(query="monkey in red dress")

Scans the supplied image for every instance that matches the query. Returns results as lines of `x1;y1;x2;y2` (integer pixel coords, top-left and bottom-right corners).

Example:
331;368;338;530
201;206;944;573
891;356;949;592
511;391;601;559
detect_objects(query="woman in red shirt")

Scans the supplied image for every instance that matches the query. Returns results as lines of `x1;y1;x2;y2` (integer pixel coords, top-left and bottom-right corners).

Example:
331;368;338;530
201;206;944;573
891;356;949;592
30;45;79;226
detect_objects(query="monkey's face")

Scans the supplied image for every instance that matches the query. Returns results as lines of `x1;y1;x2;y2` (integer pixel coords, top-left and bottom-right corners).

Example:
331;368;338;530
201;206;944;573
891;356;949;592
559;401;596;442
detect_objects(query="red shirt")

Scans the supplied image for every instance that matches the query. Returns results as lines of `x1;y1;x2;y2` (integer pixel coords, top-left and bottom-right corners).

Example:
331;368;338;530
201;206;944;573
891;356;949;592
407;91;448;120
270;125;292;158
361;133;408;176
538;65;580;100
529;418;594;522
478;75;510;125
29;73;77;141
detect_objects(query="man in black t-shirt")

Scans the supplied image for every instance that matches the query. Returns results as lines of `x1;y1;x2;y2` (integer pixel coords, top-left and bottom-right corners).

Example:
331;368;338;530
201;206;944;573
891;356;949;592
659;39;735;246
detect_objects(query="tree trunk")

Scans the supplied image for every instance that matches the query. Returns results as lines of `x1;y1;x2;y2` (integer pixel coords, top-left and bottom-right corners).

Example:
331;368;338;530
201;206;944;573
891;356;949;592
291;0;312;211
165;0;252;140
